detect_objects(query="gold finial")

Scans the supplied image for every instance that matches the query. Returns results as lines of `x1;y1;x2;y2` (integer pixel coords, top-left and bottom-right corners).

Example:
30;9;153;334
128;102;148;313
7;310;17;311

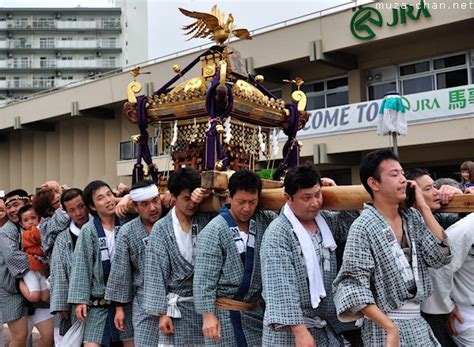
283;77;305;90
131;134;141;144
172;64;181;73
179;6;252;45
255;75;264;83
130;67;141;80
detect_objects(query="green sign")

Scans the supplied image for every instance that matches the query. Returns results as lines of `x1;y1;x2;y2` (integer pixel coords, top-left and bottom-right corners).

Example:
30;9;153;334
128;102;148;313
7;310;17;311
350;0;431;40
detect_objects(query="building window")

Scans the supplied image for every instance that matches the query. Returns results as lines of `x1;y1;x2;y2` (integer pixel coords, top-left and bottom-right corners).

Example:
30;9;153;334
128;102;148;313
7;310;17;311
368;81;397;100
39;37;54;48
120;141;135;160
301;76;348;110
367;52;471;100
101;18;120;29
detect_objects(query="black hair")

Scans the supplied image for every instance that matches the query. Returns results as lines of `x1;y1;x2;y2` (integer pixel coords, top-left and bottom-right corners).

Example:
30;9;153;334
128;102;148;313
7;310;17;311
360;149;400;198
60;188;84;211
5;189;29;201
83;180;112;215
405;168;430;181
18;204;35;223
284;164;322;197
168;168;201;197
228;169;262;197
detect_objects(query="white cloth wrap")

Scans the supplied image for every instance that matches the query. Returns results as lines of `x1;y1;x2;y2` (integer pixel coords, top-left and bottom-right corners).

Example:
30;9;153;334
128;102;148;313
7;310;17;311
386;302;421;320
130;184;159;202
283;203;337;309
166;293;194;318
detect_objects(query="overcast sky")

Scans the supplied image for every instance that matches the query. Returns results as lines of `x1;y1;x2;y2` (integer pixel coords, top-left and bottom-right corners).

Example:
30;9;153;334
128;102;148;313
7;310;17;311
3;0;367;59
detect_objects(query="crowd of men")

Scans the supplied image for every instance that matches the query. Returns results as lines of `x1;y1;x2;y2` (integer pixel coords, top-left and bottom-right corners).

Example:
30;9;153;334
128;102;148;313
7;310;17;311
0;149;473;347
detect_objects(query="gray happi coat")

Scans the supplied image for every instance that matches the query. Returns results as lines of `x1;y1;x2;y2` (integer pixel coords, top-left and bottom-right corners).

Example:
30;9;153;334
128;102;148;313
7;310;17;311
67;219;133;344
39;208;70;258
105;216;159;347
333;204;452;346
0;220;28;322
50;228;78;335
261;210;358;346
144;211;213;346
194;210;277;346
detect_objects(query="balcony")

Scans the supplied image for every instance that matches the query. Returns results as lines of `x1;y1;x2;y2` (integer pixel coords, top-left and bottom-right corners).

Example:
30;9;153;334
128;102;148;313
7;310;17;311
2;20;121;31
0;78;77;90
56;21;97;29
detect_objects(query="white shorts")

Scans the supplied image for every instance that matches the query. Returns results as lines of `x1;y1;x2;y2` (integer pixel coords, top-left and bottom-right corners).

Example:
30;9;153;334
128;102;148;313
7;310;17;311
23;271;48;292
29;308;54;326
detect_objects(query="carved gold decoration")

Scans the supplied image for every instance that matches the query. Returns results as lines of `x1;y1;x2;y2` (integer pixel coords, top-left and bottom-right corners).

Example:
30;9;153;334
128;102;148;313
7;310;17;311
215;160;224;170
172;64;181;73
292;90;307;112
255;75;264;83
203;63;216;78
130;67;141;78
184;77;206;93
216;124;225;134
127;81;142;103
219;60;227;86
131;134;141;144
233;80;264;99
168;77;206;97
179;5;252;45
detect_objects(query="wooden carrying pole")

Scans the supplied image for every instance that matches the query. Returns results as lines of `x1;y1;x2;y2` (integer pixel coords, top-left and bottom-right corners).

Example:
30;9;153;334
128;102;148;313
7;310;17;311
198;187;474;212
197;170;474;213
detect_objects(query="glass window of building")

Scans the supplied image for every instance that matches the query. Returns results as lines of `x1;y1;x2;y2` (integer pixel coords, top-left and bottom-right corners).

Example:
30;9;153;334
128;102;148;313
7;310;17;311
300;76;348;110
367;52;471;100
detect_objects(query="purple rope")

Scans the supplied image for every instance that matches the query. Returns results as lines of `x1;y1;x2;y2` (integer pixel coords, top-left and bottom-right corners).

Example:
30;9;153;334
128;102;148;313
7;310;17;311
273;103;300;180
204;72;233;170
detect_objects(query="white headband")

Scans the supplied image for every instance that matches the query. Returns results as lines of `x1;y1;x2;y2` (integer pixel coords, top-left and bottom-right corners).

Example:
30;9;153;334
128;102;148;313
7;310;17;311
130;184;159;202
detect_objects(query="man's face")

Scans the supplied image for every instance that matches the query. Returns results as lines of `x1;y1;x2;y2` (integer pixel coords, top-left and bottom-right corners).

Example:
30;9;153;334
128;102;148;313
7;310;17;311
6;198;27;224
20;209;40;229
174;189;198;217
135;195;162;227
415;175;440;211
228;190;259;225
91;186;116;218
64;195;89;228
371;159;407;203
285;184;323;223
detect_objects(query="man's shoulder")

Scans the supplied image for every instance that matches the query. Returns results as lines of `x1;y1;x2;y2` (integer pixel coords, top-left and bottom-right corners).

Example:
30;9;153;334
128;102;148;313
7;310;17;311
119;216;143;235
1;220;18;233
256;210;278;224
198;215;228;240
264;215;292;238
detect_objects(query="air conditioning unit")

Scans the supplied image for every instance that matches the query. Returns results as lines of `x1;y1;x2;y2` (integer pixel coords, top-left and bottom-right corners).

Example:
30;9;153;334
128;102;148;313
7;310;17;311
55;13;61;19
7;33;13;39
7;52;13;58
88;71;95;77
96;51;102;57
7;13;13;20
55;71;62;77
56;51;61;58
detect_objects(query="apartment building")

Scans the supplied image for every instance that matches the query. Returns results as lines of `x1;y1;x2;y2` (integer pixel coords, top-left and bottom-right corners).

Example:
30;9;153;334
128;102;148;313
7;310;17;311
0;5;147;106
